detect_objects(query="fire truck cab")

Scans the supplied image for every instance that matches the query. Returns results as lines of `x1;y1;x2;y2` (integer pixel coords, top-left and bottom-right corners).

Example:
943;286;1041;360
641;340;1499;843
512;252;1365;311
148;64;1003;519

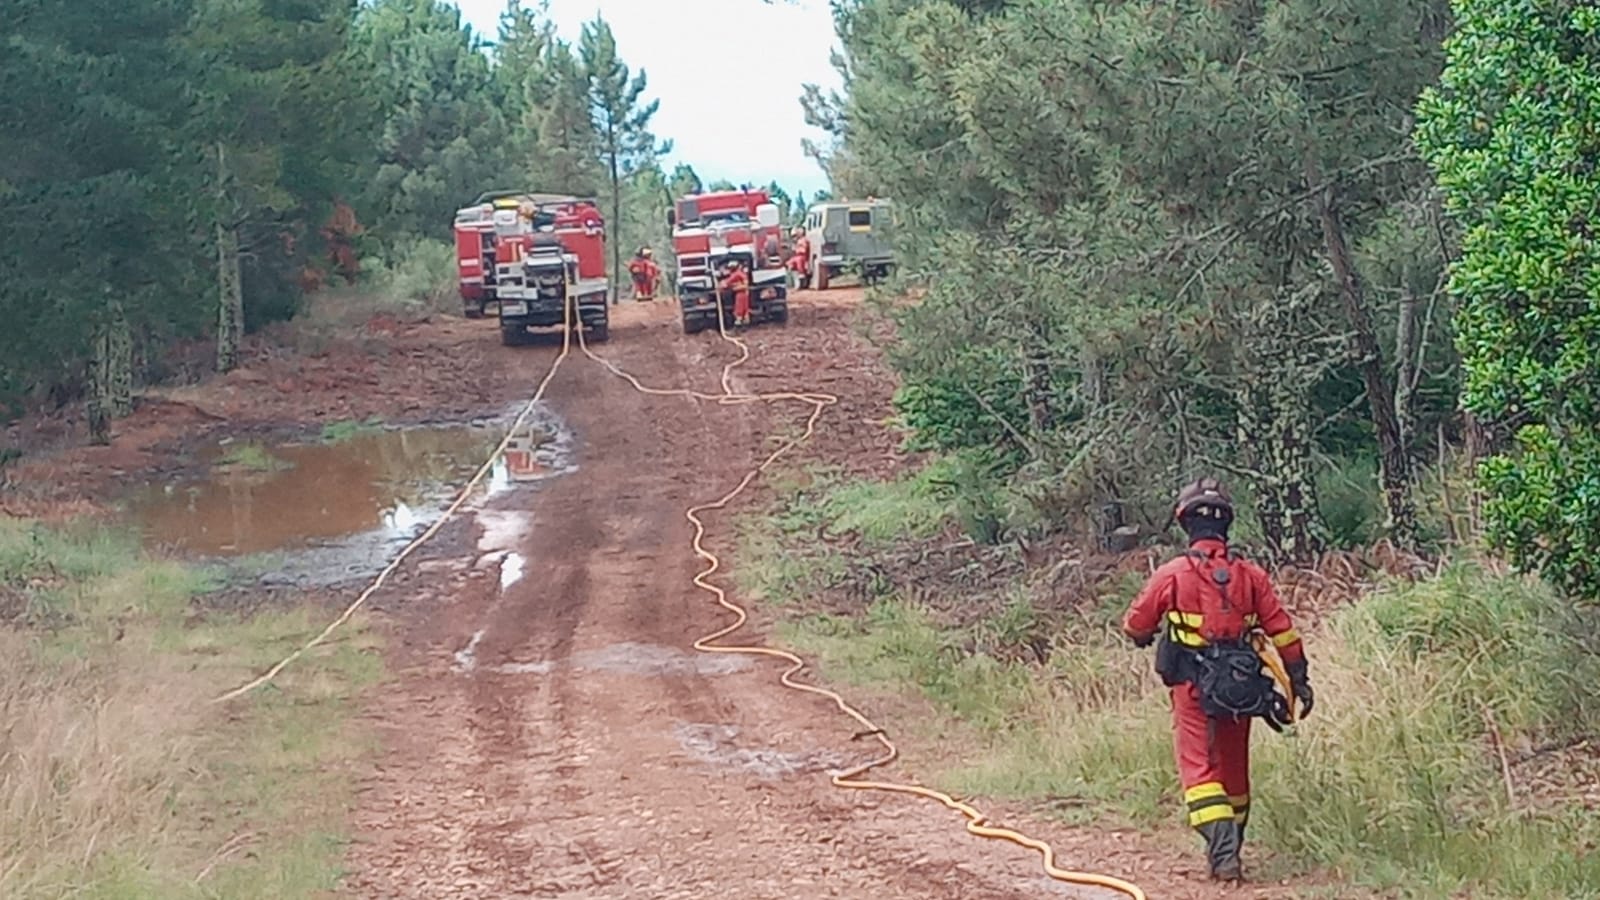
668;188;788;334
485;193;610;346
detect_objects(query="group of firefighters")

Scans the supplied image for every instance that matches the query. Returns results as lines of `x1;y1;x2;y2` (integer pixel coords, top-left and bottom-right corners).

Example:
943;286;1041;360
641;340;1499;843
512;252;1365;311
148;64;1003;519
625;227;815;328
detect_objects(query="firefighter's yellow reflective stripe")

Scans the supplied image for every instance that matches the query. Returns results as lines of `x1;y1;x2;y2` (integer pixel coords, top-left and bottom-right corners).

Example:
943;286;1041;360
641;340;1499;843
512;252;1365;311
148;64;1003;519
1166;611;1203;627
1187;803;1236;827
1272;628;1301;648
1168;627;1207;647
1183;782;1227;804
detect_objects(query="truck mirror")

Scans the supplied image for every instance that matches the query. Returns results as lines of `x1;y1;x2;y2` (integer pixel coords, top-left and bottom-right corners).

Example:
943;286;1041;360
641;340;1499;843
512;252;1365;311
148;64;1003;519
666;209;676;228
754;203;780;229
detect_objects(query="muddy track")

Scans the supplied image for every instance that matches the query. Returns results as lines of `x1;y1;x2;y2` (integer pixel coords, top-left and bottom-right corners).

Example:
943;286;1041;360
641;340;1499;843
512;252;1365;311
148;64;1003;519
341;293;1310;899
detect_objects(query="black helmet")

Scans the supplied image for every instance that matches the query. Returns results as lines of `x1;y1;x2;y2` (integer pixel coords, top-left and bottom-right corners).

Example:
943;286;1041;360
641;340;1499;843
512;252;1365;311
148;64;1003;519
1174;477;1233;522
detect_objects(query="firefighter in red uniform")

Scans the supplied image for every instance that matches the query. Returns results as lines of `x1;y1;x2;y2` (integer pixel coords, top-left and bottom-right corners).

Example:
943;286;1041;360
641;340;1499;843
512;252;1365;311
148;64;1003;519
787;226;811;289
718;259;752;327
628;247;659;300
1121;478;1314;883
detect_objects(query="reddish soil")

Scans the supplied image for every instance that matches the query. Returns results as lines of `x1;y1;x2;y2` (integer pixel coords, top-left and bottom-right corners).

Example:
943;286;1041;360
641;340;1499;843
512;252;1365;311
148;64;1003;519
3;290;1357;897
338;293;1340;899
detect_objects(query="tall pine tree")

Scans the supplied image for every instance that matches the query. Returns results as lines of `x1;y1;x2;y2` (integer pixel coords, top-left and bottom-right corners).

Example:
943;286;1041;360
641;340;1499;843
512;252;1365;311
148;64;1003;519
579;16;668;301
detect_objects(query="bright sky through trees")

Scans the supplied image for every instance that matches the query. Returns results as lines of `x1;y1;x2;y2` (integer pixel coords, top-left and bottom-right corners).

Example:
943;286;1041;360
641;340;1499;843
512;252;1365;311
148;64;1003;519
452;0;840;195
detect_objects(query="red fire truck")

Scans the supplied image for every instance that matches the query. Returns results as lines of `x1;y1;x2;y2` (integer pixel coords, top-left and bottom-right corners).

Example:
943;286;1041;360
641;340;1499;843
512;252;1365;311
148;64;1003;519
668;188;788;334
480;193;610;345
453;191;531;318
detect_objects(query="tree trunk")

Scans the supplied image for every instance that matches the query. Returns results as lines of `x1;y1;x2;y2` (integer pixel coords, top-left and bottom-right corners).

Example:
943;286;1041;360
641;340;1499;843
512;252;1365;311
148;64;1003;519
1236;372;1325;565
215;144;244;374
87;319;113;446
216;220;243;373
1235;280;1329;566
1394;286;1421;452
1022;319;1056;434
1308;157;1417;549
108;299;133;418
608;131;621;306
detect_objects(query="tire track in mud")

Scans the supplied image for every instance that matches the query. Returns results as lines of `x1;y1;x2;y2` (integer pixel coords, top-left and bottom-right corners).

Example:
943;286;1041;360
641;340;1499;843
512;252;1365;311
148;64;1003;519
345;296;1303;899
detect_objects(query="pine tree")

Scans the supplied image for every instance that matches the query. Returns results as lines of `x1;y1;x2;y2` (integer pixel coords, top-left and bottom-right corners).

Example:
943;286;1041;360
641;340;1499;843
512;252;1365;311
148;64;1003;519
579;16;669;302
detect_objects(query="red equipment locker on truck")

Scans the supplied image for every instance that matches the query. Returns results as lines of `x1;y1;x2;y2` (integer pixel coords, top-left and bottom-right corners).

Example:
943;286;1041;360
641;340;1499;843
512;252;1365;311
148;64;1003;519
483;193;610;346
454;191;540;318
668;188;788;334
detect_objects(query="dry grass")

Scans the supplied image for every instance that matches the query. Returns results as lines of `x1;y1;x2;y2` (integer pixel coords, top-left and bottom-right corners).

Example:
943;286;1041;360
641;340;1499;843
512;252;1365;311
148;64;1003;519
0;518;380;898
752;466;1600;899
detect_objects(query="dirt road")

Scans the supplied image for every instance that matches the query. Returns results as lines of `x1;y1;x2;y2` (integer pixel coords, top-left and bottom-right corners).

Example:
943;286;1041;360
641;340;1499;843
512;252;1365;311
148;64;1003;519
339;293;1300;899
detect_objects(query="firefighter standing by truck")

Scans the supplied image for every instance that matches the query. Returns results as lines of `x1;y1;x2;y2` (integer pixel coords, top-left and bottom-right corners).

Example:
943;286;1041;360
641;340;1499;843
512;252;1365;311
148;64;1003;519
787;226;811;289
1121;478;1315;883
718;259;752;327
628;247;660;301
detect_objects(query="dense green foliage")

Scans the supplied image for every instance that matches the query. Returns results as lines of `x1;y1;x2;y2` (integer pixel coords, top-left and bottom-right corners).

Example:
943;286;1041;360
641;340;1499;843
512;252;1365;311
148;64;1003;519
813;0;1461;560
1416;0;1600;599
0;0;807;430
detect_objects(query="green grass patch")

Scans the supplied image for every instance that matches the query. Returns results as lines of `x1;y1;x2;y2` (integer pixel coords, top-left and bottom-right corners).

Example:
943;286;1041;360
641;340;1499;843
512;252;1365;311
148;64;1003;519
736;460;963;607
320;417;385;444
215;442;293;472
1;517;380;899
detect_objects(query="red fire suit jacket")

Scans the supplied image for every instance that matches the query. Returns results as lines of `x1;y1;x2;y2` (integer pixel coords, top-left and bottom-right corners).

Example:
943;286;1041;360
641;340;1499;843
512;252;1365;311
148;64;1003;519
1122;538;1306;667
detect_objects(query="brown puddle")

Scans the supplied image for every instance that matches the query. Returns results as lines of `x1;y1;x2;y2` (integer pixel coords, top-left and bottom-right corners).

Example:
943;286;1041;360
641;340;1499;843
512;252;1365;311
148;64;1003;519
125;425;507;557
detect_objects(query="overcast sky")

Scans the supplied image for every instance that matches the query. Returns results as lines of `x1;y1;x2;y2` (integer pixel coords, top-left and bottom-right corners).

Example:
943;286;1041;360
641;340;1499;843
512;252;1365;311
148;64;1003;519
450;0;841;197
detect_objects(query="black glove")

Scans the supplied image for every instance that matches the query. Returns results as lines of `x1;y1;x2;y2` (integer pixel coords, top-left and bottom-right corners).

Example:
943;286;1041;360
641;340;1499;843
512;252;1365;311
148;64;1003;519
1129;631;1155;649
1286;659;1314;720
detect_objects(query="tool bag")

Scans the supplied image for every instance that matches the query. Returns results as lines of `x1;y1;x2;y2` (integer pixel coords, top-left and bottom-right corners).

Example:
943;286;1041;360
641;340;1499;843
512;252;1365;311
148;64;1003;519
1193;639;1279;721
1184;553;1289;725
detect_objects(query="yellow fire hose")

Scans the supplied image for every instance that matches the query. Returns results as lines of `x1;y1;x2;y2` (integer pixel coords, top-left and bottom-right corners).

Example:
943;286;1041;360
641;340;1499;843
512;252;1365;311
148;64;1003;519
575;296;1149;899
217;287;1160;896
1252;632;1300;726
212;298;578;705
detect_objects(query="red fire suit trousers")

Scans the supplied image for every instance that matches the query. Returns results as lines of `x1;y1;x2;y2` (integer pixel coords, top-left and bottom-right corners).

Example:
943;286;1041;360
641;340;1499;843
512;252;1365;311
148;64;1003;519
1172;683;1251;830
733;289;751;321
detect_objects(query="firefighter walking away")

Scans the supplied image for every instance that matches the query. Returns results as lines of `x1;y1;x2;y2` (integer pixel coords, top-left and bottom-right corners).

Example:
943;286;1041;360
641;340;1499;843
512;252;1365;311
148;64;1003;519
1121;478;1314;882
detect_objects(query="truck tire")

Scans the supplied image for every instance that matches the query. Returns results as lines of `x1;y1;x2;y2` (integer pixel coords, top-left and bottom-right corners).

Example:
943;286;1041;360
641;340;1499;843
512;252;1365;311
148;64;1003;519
500;326;524;346
770;303;789;326
465;305;484;319
815;261;831;291
683;313;704;335
589;320;609;343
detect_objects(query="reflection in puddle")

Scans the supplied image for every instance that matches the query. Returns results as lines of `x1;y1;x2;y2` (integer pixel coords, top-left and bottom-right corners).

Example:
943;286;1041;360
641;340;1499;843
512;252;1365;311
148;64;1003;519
500;552;526;590
127;425;506;557
453;629;485;673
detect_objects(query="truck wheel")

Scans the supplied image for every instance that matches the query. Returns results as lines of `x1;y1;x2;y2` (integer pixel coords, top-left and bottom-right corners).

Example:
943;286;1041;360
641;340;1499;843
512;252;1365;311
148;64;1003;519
682;314;703;335
814;262;830;291
770;303;789;326
500;326;524;346
589;320;609;343
465;305;484;319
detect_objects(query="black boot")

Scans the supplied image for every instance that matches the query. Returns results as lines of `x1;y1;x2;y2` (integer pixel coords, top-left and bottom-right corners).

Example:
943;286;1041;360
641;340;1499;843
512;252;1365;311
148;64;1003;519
1198;820;1243;882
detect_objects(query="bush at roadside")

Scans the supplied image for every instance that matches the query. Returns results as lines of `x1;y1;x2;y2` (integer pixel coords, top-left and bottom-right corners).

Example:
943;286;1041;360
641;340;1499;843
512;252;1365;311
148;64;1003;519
362;238;458;315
